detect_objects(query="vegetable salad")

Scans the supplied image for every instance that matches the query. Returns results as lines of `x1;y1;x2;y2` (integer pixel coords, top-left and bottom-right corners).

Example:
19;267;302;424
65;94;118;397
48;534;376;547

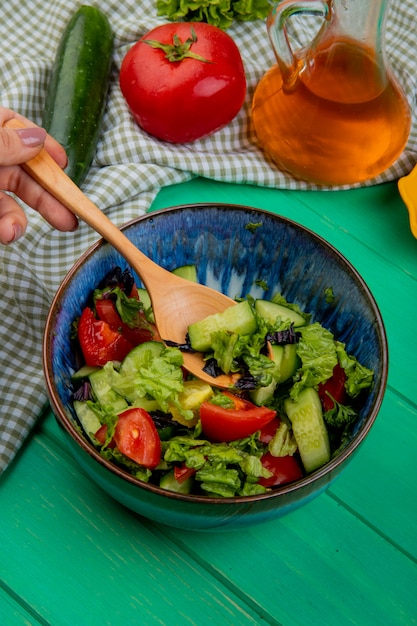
71;266;373;498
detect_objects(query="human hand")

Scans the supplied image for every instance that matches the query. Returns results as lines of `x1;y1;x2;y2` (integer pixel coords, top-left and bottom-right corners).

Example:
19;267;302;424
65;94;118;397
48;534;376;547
0;107;78;245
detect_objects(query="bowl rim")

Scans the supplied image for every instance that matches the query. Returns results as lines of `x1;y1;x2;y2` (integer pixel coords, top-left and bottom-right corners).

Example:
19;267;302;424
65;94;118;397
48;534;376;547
44;203;388;505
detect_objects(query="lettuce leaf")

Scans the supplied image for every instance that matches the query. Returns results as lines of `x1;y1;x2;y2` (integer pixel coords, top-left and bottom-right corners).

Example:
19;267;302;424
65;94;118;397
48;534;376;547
156;0;271;29
290;322;338;400
335;342;374;397
102;347;191;418
163;431;269;496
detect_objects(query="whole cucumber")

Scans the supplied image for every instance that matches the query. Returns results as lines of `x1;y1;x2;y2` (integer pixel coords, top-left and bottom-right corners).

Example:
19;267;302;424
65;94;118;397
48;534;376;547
42;6;114;186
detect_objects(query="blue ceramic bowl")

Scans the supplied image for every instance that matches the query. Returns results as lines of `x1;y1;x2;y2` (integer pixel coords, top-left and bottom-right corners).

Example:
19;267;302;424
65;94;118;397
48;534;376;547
44;204;388;531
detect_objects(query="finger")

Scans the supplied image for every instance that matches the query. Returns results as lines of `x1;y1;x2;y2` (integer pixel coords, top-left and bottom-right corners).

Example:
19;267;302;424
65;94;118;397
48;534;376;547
0;126;47;166
0;190;27;244
0;165;78;234
0;107;67;168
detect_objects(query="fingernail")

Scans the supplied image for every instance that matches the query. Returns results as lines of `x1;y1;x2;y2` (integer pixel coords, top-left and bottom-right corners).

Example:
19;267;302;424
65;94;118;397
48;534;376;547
12;223;23;242
15;127;47;147
6;223;23;244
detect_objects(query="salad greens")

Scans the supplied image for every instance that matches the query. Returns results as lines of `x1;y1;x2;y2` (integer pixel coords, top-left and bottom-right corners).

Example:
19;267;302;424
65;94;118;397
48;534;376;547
156;0;272;30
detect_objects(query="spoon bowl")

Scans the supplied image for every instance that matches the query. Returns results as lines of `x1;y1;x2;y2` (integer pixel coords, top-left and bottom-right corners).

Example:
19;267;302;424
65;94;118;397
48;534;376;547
5;119;236;387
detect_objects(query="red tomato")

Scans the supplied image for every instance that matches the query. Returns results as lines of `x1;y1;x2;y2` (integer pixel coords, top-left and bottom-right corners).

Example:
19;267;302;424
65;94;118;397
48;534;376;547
259;453;303;487
174;463;197;484
94;424;116;448
78;307;133;366
114;408;161;469
318;363;347;412
200;392;276;442
119;22;247;143
259;417;282;444
95;299;153;346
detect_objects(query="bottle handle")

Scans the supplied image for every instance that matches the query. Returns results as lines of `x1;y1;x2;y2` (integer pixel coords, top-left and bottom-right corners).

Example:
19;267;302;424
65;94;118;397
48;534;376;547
267;0;330;89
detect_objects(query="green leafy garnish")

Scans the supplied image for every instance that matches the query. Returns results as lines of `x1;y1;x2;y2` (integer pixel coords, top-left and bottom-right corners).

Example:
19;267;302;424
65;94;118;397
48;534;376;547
245;222;263;233
255;279;269;291
324;287;335;303
323;398;357;429
156;0;272;30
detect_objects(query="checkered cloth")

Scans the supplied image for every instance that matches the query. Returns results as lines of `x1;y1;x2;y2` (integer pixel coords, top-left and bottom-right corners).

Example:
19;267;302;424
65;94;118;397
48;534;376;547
1;0;416;473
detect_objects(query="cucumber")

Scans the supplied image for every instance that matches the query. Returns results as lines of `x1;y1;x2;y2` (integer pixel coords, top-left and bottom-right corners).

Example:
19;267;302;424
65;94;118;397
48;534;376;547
255;299;306;328
270;343;299;383
160;469;194;495
170;380;213;426
119;341;164;378
71;364;101;381
284;388;330;473
188;300;257;353
249;344;299;406
172;265;198;282
42;6;114;185
73;400;101;442
250;378;277;406
137;288;152;310
89;368;128;414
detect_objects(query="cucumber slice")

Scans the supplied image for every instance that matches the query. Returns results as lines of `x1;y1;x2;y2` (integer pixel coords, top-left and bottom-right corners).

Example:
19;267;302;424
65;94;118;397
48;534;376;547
188;300;257;352
270;343;299;383
250;379;277;406
160;469;194;495
172;265;197;282
136;287;154;324
89;368;128;414
137;287;152;310
170;380;214;426
73;400;101;442
71;364;101;381
255;299;306;328
119;341;164;378
284;388;330;473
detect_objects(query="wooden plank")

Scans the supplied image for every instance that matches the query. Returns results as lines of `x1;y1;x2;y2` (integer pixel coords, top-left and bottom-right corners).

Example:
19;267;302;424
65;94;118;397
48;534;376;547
328;388;417;559
0;586;45;625
3;414;417;626
157;495;417;626
0;430;274;626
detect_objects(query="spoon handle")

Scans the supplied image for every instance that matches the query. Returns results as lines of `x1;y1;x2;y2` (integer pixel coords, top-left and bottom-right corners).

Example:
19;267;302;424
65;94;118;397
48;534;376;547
4;118;169;293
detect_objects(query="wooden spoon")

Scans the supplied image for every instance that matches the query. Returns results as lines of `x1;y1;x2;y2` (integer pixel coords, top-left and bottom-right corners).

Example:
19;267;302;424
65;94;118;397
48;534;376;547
398;166;417;239
5;118;238;387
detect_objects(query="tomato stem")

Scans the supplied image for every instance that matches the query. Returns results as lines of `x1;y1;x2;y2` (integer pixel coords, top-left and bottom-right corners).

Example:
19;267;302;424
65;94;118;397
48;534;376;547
143;27;212;63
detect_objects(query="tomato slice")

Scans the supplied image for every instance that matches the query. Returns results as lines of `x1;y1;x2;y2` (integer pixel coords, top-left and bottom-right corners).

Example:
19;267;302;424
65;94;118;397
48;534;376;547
174;463;197;484
259;453;303;487
259;417;282;444
200;393;276;442
94;424;116;448
318;363;347;412
95;298;123;328
78;307;133;366
114;408;161;469
95;299;153;346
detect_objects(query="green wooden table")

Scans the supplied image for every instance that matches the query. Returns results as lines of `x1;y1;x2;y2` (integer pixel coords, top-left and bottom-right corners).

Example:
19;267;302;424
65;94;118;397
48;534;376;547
1;177;416;625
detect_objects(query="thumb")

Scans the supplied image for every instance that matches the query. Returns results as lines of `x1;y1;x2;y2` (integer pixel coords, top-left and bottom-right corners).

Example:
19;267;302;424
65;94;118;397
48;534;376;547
0;126;47;166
